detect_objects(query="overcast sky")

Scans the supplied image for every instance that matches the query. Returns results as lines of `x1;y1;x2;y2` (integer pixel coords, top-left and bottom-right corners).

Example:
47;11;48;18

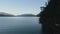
0;0;47;15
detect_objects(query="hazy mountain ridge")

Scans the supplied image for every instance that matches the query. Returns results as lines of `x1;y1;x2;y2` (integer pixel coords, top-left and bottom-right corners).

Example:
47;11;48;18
0;12;37;17
0;12;15;17
17;14;36;17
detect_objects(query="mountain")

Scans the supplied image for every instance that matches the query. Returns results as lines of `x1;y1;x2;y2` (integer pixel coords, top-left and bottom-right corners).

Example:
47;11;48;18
0;12;37;17
17;14;36;17
0;12;15;17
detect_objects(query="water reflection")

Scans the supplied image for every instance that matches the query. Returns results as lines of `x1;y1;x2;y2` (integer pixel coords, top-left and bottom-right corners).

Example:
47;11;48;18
0;17;42;34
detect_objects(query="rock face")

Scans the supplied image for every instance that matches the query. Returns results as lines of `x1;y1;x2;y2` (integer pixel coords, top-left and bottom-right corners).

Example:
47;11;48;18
17;14;36;17
0;12;14;17
38;0;60;34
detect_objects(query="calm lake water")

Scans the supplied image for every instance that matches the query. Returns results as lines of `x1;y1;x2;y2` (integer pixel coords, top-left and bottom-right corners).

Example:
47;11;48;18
0;17;42;34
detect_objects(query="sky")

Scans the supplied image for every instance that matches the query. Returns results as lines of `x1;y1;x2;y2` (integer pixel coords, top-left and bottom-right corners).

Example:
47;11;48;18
0;0;47;15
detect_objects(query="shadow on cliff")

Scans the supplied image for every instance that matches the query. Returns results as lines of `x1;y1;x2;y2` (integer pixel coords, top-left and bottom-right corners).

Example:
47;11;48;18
37;0;60;34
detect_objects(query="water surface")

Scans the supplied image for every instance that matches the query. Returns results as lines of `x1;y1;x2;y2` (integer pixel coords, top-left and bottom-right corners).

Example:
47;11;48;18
0;17;42;34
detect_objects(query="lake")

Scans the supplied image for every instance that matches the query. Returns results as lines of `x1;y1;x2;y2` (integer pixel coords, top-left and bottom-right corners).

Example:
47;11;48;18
0;17;42;34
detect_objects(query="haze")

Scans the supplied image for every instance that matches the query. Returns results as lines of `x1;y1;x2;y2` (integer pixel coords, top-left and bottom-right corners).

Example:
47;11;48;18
0;0;47;15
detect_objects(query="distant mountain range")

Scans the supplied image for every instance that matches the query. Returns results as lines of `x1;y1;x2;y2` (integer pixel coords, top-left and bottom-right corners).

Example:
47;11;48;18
0;12;37;17
17;14;36;17
0;12;15;17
